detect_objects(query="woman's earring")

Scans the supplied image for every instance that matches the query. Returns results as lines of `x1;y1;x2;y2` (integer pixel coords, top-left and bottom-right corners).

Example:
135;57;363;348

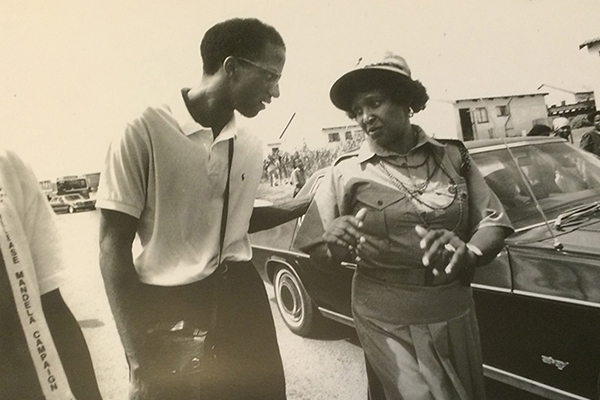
408;108;414;118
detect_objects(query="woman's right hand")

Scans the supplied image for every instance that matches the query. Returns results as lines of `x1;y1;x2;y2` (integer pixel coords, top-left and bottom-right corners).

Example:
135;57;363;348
322;208;367;261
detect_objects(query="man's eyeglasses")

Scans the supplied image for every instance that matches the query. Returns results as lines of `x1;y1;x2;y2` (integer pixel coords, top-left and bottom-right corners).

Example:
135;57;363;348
236;57;281;83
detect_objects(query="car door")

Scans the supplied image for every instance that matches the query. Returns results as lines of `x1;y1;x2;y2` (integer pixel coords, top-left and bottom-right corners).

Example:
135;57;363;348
470;246;515;376
50;197;67;212
470;143;600;399
288;174;355;319
501;242;600;399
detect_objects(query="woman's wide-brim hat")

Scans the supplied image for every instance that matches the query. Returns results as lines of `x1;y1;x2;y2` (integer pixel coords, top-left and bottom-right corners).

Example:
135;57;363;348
330;51;413;112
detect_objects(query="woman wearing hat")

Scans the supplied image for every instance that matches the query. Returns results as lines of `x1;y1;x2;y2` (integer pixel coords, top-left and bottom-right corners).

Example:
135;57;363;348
295;52;513;399
552;117;573;143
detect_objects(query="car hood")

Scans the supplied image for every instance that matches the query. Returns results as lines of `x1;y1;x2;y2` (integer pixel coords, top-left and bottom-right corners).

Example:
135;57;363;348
509;216;600;257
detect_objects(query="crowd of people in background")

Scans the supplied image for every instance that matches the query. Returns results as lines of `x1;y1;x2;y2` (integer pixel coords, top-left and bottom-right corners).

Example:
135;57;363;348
268;111;600;197
262;139;363;191
525;111;600;157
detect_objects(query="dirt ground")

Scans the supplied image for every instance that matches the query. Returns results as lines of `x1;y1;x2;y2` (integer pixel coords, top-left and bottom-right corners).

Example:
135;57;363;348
257;179;296;202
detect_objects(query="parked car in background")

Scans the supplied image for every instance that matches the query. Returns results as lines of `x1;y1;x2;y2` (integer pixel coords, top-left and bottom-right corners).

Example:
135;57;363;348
49;193;96;214
251;136;600;400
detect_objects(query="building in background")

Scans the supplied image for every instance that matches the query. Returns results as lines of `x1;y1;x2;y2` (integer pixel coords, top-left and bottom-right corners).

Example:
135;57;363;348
317;93;550;146
321;124;364;148
537;84;594;108
39;179;54;199
536;84;596;119
299;84;598;151
546;92;595;119
580;37;600;111
453;93;549;141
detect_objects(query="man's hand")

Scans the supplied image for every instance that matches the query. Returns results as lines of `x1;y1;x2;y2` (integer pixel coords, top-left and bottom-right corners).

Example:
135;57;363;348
323;208;367;261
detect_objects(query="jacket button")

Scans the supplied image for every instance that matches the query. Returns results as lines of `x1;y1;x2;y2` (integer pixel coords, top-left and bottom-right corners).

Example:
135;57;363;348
377;200;383;206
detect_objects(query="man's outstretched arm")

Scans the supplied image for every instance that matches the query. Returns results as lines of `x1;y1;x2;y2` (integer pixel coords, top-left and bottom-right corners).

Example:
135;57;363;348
249;193;314;233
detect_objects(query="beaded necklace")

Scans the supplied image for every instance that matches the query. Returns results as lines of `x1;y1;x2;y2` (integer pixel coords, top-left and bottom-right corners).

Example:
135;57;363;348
401;152;432;194
376;151;463;232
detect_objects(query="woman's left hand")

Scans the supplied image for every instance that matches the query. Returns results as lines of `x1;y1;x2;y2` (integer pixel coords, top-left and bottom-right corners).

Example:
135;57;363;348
415;225;475;278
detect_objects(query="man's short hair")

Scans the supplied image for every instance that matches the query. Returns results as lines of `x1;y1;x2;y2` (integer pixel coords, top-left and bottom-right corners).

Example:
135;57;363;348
200;18;285;75
588;110;600;124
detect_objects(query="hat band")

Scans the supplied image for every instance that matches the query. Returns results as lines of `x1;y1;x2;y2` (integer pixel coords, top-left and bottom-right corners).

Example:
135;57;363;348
366;61;410;76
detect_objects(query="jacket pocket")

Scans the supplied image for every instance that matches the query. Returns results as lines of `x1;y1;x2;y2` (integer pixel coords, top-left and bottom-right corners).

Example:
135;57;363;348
355;190;405;254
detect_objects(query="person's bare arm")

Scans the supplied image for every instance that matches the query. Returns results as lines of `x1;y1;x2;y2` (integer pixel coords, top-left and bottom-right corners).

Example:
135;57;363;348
249;193;314;233
99;209;146;353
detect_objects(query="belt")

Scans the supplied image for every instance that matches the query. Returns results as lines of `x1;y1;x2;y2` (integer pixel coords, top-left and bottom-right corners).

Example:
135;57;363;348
353;272;473;325
356;265;455;287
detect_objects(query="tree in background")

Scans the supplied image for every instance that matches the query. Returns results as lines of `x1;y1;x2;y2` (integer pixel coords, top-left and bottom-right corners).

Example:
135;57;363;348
571;114;593;129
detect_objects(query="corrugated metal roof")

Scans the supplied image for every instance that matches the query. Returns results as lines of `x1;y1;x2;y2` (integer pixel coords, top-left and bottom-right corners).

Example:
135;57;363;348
579;37;600;49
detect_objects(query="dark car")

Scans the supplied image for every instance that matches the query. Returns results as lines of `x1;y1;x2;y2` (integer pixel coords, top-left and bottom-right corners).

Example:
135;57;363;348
49;193;96;214
251;136;600;400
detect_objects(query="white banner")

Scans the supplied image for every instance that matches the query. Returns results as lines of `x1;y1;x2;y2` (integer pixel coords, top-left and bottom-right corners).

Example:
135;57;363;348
0;193;75;400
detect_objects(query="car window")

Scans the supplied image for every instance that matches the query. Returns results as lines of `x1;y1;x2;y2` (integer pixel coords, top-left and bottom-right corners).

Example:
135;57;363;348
64;194;83;201
471;142;600;228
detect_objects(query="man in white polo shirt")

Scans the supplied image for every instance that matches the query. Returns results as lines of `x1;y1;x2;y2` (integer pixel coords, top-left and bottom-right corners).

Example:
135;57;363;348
97;18;293;400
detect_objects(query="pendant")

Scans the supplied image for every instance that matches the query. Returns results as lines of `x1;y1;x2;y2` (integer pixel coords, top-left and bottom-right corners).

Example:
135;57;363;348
448;184;457;194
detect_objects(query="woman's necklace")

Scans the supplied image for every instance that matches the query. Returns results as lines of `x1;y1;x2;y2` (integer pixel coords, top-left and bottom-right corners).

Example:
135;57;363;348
377;159;441;206
376;152;463;231
405;152;433;194
378;153;432;196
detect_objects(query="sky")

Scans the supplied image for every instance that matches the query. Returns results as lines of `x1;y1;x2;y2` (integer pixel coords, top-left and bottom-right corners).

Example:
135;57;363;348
1;0;598;180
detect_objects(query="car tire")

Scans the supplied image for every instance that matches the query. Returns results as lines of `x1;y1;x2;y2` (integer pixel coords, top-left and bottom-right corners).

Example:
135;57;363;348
68;206;74;214
273;266;316;337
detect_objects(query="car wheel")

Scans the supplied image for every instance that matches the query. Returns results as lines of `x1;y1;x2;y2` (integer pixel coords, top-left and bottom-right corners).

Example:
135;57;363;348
68;206;74;214
274;266;316;337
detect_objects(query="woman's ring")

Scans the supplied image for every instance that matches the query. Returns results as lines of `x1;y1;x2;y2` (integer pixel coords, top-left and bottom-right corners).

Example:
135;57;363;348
444;243;456;253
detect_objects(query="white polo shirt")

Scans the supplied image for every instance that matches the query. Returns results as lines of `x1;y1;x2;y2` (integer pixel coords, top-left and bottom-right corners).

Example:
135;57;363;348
97;91;264;286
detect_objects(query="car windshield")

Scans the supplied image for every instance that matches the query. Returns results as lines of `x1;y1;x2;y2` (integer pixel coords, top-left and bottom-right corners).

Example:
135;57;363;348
470;141;600;229
64;194;84;201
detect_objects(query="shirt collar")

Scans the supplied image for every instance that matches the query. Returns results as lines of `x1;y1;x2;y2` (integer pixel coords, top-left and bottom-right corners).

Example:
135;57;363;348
356;125;446;163
216;113;238;143
169;88;238;143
